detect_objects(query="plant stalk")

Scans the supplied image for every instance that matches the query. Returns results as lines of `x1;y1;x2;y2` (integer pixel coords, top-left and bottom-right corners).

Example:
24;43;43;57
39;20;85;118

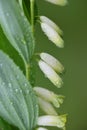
25;63;30;80
25;0;34;80
30;0;34;34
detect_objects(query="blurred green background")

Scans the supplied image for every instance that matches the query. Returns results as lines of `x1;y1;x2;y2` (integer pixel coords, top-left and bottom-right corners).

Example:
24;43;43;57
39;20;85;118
0;0;87;130
35;0;87;130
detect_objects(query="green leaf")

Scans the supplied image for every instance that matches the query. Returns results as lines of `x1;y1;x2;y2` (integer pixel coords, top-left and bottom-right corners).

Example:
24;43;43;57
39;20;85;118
0;26;25;73
0;0;35;64
0;51;38;130
0;117;12;130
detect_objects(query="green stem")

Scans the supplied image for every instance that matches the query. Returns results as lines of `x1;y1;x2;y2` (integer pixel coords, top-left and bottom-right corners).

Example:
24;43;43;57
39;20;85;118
30;0;34;34
25;0;34;80
25;63;30;80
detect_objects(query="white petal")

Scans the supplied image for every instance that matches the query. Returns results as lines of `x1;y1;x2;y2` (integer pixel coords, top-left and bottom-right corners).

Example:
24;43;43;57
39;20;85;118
38;60;63;88
38;97;58;115
40;52;64;73
41;23;64;48
34;87;64;108
37;115;67;128
45;0;68;6
36;127;48;130
40;16;63;35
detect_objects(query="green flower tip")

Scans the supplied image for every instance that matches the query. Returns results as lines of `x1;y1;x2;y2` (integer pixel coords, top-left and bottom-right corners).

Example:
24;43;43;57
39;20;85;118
52;94;64;108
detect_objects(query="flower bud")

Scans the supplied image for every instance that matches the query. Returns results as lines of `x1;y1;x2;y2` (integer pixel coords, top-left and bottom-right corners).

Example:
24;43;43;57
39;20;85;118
41;23;64;48
34;87;64;108
40;52;64;73
37;115;67;129
40;16;63;35
45;0;68;6
38;60;63;88
38;97;58;115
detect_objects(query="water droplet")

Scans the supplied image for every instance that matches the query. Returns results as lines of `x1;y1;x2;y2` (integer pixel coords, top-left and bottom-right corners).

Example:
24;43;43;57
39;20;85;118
16;75;19;79
20;90;22;93
26;89;29;94
24;18;27;22
2;82;5;86
10;77;13;81
15;88;18;92
10;102;13;105
0;63;3;67
8;83;12;88
21;39;26;44
6;13;9;16
21;12;24;16
24;83;27;87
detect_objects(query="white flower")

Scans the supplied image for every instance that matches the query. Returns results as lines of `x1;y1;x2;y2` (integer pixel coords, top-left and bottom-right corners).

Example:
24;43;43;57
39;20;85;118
34;87;64;108
36;127;48;130
37;115;67;129
38;97;58;115
40;52;64;73
40;16;63;35
41;22;64;48
45;0;68;6
38;60;63;88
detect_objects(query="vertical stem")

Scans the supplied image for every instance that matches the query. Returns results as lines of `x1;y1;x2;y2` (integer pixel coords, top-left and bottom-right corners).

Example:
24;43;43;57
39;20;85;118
30;0;34;34
25;63;30;80
25;0;34;80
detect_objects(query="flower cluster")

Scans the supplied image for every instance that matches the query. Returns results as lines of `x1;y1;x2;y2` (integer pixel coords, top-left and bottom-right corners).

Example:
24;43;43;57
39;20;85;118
34;0;68;130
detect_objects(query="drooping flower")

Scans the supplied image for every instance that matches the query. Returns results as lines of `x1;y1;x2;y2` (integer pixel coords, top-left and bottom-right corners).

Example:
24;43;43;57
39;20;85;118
37;115;67;129
34;87;64;108
38;97;58;115
36;127;48;130
40;16;63;35
40;22;64;48
45;0;68;6
38;60;63;88
40;52;64;73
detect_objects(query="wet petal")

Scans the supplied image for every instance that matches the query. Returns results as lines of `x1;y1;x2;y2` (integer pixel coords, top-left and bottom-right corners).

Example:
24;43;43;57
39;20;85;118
34;87;64;108
40;16;63;35
36;127;48;130
41;23;64;48
38;60;63;88
37;115;67;129
38;97;58;115
45;0;68;6
40;52;64;73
